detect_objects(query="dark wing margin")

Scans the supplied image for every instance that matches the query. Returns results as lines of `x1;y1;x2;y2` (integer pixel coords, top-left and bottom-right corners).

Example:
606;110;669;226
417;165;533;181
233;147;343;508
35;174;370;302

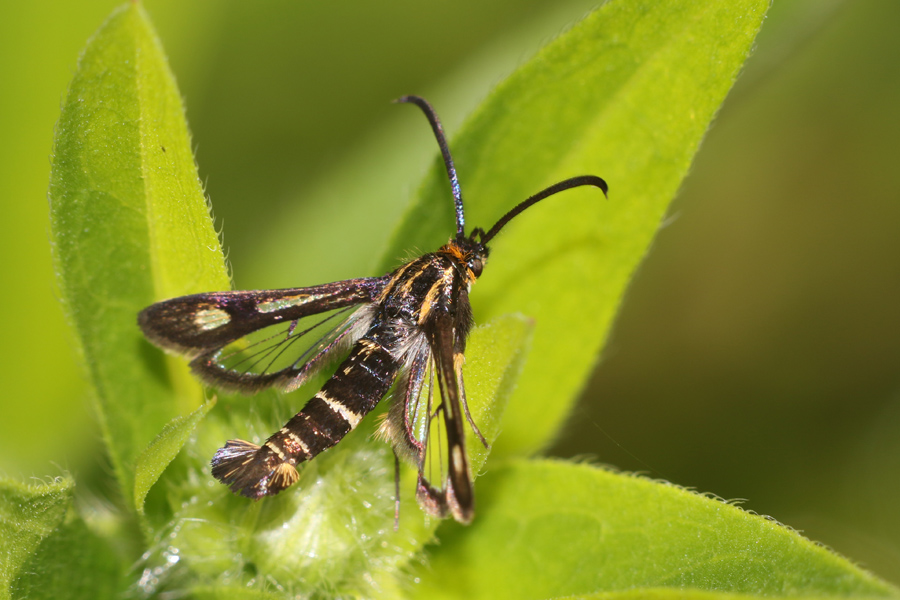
138;276;390;393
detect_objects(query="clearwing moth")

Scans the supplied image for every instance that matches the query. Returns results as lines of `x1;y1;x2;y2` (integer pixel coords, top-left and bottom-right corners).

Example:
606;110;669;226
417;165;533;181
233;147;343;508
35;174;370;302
138;96;607;523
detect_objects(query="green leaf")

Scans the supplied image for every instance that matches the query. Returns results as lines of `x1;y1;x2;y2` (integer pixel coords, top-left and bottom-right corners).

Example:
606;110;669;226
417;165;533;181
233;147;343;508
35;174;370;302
1;476;122;599
0;477;73;598
189;587;289;600
381;0;771;457
492;593;895;600
413;460;899;600
134;397;217;514
48;3;229;505
458;314;535;468
10;511;124;600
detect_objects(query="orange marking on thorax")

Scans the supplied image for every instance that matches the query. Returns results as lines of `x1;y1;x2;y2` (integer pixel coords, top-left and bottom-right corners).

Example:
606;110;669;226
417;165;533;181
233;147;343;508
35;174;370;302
439;241;477;285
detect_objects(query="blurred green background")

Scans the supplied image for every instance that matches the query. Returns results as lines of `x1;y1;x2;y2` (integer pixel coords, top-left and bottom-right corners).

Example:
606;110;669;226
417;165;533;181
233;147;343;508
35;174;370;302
1;0;897;586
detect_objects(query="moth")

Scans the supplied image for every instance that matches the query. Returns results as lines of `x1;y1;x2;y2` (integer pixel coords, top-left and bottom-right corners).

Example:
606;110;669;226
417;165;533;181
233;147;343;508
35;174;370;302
138;96;607;523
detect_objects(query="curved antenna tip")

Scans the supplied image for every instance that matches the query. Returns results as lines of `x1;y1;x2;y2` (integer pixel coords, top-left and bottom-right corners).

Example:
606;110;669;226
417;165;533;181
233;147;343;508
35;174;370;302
573;174;609;198
481;175;609;245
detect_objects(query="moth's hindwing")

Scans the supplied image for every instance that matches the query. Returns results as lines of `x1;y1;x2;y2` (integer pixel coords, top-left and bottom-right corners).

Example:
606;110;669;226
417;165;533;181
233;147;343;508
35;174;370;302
191;302;375;394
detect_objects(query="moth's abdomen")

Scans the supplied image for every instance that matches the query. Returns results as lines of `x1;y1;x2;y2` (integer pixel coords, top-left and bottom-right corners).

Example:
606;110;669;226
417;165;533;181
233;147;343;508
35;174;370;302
211;332;401;498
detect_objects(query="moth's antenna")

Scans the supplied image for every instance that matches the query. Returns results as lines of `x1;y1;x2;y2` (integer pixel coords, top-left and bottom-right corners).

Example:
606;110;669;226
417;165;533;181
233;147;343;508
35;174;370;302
394;95;466;239
481;175;608;245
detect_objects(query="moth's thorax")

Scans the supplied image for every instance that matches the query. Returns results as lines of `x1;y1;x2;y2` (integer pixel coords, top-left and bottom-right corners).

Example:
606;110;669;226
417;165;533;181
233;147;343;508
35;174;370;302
377;238;484;330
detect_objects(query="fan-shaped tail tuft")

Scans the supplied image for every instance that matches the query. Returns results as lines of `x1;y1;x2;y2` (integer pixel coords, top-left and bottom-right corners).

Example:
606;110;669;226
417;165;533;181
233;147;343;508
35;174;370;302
211;439;299;498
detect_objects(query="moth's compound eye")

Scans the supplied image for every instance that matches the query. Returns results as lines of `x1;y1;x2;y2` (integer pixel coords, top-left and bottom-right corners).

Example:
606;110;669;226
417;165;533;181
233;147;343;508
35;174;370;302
470;258;484;278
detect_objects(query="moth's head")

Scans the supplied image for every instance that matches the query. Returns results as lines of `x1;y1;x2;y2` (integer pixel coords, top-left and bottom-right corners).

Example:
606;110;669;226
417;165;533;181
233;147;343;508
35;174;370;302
449;234;489;280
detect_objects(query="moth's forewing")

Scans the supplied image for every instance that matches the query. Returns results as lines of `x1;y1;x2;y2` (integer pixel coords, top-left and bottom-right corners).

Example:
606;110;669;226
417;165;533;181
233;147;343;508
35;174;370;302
426;313;475;523
137;277;388;356
138;277;389;394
